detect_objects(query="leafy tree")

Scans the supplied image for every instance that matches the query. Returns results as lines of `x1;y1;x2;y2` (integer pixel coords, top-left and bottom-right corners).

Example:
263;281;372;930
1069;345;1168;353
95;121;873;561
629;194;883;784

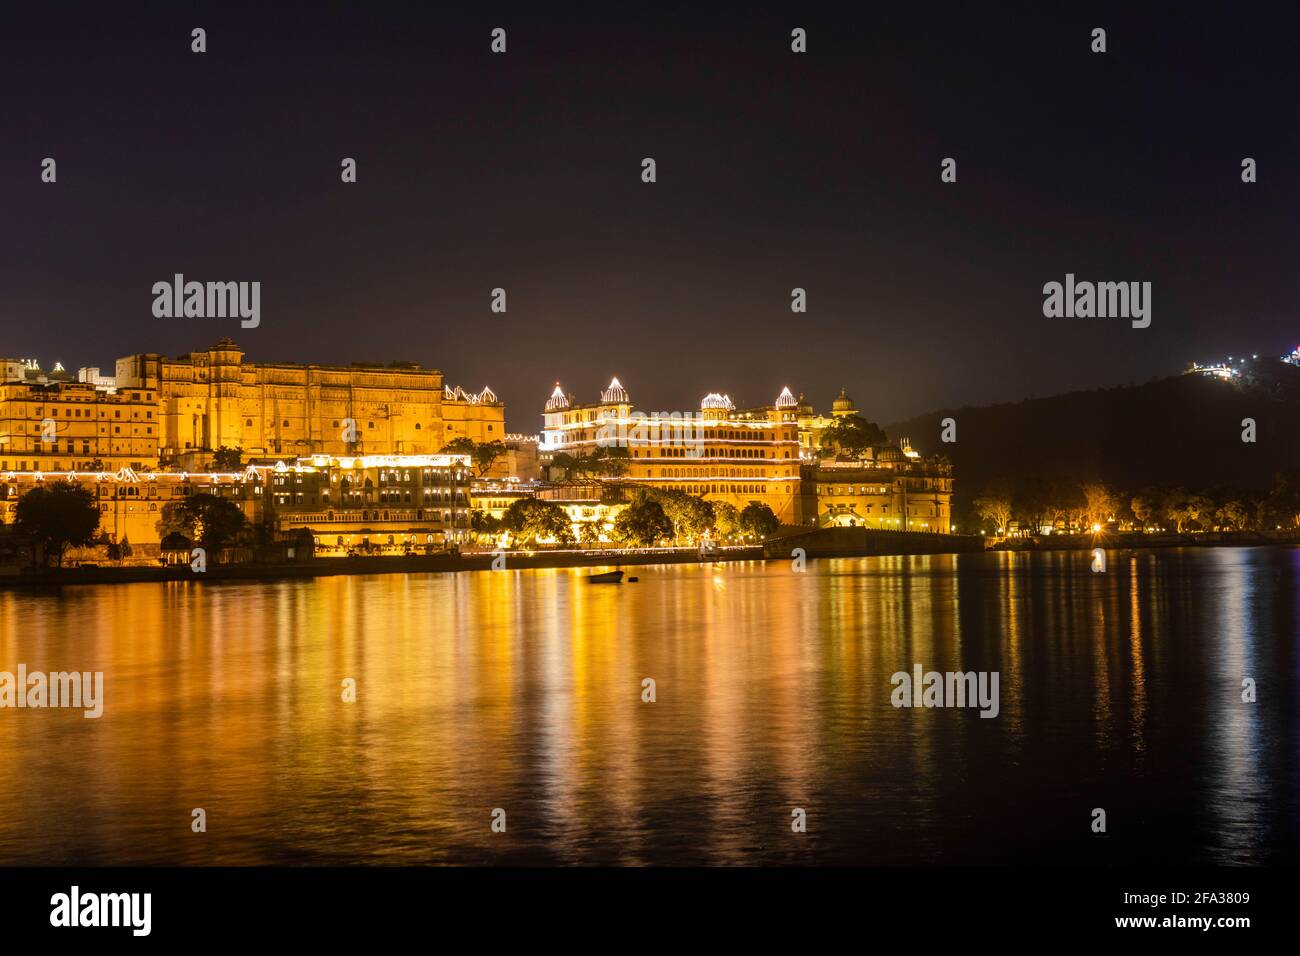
568;446;629;480
211;446;243;471
469;509;502;545
1081;482;1118;530
1260;470;1300;529
1013;478;1057;536
156;493;248;552
107;534;134;563
1130;491;1164;529
819;415;889;458
595;446;629;477
738;502;780;540
470;509;499;532
646;489;715;543
14;483;101;568
443;438;507;477
1164;488;1195;533
502;499;574;546
471;440;506;476
674;494;716;542
547;452;576;481
440;437;476;456
1215;500;1251;531
1056;483;1088;533
612;493;673;547
1184;494;1216;531
711;501;740;541
973;492;1014;535
541;447;631;482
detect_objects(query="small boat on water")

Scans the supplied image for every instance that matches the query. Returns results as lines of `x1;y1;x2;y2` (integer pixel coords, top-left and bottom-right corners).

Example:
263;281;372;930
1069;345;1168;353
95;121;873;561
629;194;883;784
587;570;624;584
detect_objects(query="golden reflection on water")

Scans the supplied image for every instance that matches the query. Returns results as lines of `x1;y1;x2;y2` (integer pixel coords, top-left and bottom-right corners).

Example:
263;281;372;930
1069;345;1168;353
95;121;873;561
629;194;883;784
0;548;1291;865
1129;562;1148;752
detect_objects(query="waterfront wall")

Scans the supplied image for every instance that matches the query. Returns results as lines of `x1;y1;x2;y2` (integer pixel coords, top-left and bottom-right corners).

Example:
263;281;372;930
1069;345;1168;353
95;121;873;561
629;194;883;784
0;546;766;588
762;526;985;559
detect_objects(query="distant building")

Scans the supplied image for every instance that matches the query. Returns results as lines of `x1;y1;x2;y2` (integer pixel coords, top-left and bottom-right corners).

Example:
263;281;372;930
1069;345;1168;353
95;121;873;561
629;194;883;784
537;378;954;530
805;444;953;532
1186;361;1238;381
0;378;161;474
794;385;858;459
0;466;258;552
0;358;75;385
501;433;541;481
77;367;117;388
114;339;504;466
266;453;472;553
798;386;952;531
0;452;473;556
541;377;803;523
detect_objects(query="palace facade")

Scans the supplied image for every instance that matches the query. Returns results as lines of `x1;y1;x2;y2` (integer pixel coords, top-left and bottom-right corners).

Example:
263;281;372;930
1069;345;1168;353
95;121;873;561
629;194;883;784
541;378;803;523
805;447;953;532
0;466;259;552
539;379;953;531
265;454;472;553
1;342;955;560
114;339;503;466
0;453;472;556
0;378;160;474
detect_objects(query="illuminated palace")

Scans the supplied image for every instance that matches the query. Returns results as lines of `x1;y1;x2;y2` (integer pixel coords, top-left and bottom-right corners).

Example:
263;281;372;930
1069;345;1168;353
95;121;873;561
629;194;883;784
1;341;503;472
114;338;503;466
541;378;803;523
0;453;473;559
539;379;952;531
0;363;160;474
807;445;953;532
794;387;954;532
0;341;500;558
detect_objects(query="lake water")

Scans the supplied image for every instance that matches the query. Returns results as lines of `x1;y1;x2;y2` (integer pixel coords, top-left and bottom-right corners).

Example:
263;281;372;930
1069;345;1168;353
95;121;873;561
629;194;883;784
0;546;1296;865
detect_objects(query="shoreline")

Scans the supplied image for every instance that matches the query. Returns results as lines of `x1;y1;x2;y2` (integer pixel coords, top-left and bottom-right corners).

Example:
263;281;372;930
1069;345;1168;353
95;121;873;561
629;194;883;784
985;529;1300;553
2;531;1297;589
0;545;766;589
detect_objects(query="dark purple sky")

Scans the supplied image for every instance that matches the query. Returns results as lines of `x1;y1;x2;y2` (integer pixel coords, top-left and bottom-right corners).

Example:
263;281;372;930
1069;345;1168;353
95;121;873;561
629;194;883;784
4;2;1297;429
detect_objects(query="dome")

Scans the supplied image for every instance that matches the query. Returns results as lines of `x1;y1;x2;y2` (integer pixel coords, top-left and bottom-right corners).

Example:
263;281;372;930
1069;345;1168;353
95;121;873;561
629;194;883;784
877;445;905;462
701;392;735;411
545;383;571;411
774;386;797;409
796;391;814;416
601;376;629;403
831;386;856;415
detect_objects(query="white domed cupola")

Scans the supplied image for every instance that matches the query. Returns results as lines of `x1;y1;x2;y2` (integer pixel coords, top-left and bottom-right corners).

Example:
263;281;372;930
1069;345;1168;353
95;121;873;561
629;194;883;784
601;377;629;403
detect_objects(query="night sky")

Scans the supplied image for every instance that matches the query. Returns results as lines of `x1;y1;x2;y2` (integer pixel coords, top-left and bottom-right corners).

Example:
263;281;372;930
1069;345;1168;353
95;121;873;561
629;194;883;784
4;2;1297;428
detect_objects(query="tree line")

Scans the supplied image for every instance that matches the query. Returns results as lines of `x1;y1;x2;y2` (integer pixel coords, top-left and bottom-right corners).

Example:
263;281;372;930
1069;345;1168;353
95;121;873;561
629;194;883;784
473;488;780;548
973;469;1300;536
